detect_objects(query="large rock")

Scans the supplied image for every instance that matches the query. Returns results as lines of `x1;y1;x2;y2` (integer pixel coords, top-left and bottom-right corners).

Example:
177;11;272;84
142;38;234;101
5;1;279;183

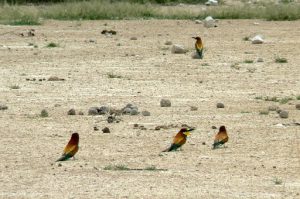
171;44;187;54
251;35;264;44
203;16;216;28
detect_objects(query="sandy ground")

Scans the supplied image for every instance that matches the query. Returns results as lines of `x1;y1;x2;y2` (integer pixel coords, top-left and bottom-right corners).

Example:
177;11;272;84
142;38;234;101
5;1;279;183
0;19;300;198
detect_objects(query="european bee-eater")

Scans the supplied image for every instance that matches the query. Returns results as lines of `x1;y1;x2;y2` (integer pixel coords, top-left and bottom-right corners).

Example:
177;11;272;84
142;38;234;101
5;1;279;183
212;126;228;149
56;132;79;161
192;36;203;59
162;128;195;152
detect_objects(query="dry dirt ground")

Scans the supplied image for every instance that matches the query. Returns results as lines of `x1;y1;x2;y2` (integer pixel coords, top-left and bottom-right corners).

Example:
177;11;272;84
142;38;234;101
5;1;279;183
0;19;300;198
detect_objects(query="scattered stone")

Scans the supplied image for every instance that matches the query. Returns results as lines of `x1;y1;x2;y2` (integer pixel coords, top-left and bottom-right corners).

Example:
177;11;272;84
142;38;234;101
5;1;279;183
130;36;137;40
155;126;161;130
107;115;115;123
0;105;8;110
276;109;282;114
216;102;225;108
205;0;218;6
48;76;65;81
171;44;187;54
94;126;99;131
202;142;206;145
58;163;62;167
160;99;171;107
164;41;172;45
78;111;84;115
195;20;202;24
101;30;117;35
98;106;109;115
203;16;217;28
279;110;289;118
296;104;300;110
190;106;198;111
88;107;99;115
67;108;76;115
251;35;264;44
123;107;132;114
257;58;264;62
102;127;110;133
268;105;279;111
88;39;96;43
122;103;139;115
142;110;150;116
134;124;139;128
40;109;49;117
273;166;277;169
130;109;139;115
212;126;217;129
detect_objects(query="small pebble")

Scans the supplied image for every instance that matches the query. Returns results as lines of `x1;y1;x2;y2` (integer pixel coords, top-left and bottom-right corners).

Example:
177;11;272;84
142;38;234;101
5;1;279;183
0;105;8;110
78;111;84;115
94;126;99;131
160;99;171;107
216;103;225;108
268;105;279;111
202;142;206;145
190;106;198;111
142;110;150;116
67;108;76;115
58;163;62;167
296;104;300;110
102;127;110;133
130;37;137;40
212;126;217;129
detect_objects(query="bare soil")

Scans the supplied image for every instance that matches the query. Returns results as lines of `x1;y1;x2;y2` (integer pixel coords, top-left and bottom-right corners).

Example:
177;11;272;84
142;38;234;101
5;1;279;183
0;19;300;198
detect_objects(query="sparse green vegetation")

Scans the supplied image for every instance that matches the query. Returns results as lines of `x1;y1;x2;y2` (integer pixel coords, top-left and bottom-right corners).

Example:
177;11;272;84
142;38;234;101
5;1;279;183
104;164;129;171
259;110;269;115
264;96;279;102
275;57;288;63
273;177;283;185
40;109;49;117
103;164;166;171
230;63;240;70
279;97;293;104
107;73;122;79
255;96;263;100
243;36;250;41
244;59;254;64
241;111;250;114
0;1;300;24
10;85;20;89
46;42;59;48
296;95;300;100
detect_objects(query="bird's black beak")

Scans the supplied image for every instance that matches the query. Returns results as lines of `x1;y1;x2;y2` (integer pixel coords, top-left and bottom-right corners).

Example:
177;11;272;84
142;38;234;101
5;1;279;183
188;128;195;132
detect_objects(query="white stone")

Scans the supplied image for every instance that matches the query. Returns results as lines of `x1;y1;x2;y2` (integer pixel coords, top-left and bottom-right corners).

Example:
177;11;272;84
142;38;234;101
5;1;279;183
195;20;202;24
203;16;216;28
205;0;218;6
251;35;264;44
171;44;187;54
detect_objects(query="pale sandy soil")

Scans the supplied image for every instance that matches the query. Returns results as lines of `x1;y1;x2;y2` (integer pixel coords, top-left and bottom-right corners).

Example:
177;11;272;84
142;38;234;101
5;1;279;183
0;19;300;199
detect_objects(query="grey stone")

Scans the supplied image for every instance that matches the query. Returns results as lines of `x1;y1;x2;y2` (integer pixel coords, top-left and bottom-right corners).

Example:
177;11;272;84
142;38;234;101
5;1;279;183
160;99;171;107
0;105;8;110
142;110;151;116
67;108;76;115
88;107;99;115
279;110;289;118
130;109;139;115
216;103;225;108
